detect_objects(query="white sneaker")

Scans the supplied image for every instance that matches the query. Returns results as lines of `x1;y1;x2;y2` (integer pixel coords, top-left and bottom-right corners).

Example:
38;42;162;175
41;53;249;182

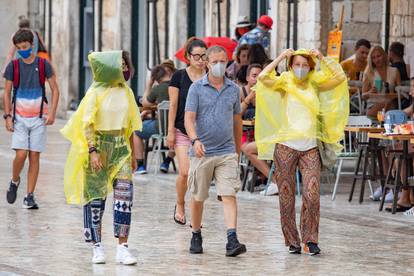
116;243;137;265
260;182;279;196
384;190;395;203
92;243;106;264
404;207;414;216
370;186;382;201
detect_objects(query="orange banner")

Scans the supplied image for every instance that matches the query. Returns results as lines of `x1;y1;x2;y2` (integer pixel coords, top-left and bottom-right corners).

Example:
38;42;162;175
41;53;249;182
327;30;343;62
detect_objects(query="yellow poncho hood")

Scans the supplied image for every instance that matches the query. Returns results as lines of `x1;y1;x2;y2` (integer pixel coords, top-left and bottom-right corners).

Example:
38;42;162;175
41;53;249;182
61;51;142;204
255;49;349;160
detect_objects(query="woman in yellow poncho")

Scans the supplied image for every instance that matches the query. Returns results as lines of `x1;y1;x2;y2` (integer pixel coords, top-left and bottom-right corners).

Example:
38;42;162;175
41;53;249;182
61;51;142;265
255;48;349;256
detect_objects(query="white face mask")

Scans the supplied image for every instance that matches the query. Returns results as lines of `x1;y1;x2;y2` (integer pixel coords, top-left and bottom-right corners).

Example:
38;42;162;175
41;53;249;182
293;67;310;80
210;62;226;78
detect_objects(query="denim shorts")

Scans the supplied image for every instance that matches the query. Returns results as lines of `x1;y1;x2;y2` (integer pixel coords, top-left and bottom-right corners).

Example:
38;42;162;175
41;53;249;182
12;115;47;152
135;119;158;140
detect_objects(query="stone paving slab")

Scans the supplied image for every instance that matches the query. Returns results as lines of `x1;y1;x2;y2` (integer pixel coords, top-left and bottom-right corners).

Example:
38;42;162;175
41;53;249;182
0;120;413;276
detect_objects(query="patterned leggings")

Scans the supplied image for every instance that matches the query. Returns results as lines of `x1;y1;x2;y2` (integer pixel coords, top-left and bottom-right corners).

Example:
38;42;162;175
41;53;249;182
83;178;133;243
273;144;321;247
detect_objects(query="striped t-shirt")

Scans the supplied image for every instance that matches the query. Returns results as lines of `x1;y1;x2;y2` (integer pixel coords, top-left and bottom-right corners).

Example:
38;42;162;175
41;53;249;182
3;57;53;117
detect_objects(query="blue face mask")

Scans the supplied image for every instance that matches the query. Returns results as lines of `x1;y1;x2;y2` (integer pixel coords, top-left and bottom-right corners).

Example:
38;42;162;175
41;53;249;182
18;47;32;59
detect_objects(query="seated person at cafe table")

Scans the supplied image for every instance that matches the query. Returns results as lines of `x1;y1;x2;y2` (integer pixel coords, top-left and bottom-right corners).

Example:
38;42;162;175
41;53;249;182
134;65;175;174
240;64;278;195
386;82;414;213
341;39;371;81
362;45;401;118
242;141;278;196
240;63;262;121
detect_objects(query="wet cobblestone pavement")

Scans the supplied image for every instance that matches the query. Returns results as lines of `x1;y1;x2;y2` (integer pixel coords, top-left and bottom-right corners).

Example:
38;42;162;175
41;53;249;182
0;120;413;276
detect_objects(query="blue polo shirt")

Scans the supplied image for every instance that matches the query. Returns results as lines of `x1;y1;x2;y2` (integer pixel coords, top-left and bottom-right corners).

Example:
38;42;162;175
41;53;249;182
185;74;241;157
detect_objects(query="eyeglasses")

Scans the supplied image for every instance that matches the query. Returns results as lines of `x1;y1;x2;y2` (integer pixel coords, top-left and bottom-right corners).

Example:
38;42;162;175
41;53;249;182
190;53;207;61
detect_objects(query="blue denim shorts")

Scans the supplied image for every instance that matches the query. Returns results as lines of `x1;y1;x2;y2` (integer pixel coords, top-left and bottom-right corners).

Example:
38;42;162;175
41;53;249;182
135;119;158;140
12;115;47;152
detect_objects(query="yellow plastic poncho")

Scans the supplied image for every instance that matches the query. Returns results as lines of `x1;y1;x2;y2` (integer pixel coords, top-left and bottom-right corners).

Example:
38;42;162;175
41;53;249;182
255;49;349;160
61;51;142;205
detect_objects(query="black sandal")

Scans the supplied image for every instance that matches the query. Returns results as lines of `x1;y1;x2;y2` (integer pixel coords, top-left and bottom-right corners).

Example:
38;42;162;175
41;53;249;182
385;204;412;212
173;205;186;225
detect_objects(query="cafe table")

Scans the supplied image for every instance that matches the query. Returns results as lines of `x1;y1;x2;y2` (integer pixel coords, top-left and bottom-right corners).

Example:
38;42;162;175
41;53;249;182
368;133;414;214
345;126;386;203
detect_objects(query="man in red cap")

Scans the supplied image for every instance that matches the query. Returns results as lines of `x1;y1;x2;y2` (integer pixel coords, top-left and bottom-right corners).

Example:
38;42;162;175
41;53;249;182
236;15;273;54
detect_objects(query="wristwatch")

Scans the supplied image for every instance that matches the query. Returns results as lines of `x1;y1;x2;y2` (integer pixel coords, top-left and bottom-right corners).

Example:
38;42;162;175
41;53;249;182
88;146;98;154
191;137;200;146
3;114;12;120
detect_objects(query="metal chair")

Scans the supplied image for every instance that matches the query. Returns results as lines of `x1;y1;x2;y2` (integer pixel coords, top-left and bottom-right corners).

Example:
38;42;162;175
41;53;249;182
150;101;176;174
332;115;372;200
348;80;364;115
395;85;411;110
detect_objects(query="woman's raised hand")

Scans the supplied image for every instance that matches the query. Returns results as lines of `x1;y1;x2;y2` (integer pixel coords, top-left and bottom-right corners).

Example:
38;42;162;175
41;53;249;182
281;48;295;60
310;49;324;60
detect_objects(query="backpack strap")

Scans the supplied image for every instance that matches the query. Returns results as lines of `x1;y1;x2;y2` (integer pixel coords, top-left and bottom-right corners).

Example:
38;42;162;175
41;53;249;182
38;58;48;118
12;59;20;89
12;59;20;121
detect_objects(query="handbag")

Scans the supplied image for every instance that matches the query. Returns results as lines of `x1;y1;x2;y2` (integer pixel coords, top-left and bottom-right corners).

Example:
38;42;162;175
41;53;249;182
317;140;337;170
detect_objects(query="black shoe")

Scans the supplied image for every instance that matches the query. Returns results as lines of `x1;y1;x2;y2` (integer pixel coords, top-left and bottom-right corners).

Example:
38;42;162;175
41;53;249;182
189;232;203;254
304;242;321;256
23;193;39;209
6;179;20;204
288;245;301;254
226;235;247;257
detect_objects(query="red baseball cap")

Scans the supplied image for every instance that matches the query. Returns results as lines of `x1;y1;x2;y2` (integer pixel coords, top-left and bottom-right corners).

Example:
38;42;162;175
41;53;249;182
258;15;273;30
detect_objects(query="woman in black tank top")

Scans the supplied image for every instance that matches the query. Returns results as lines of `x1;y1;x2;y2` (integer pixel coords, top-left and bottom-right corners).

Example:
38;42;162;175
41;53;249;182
167;38;207;225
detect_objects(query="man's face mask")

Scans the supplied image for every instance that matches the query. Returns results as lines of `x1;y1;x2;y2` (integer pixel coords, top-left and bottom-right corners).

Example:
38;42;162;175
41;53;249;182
210;62;226;78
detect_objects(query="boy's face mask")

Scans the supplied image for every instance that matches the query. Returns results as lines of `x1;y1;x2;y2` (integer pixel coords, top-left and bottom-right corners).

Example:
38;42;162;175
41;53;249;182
17;44;33;59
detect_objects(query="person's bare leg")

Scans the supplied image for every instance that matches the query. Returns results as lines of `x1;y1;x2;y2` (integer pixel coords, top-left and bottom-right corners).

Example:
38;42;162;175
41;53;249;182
133;134;145;160
221;196;237;229
397;160;411;207
398;189;411;206
119;237;127;244
175;146;190;222
12;149;28;183
27;151;40;194
242;142;272;180
191;199;204;231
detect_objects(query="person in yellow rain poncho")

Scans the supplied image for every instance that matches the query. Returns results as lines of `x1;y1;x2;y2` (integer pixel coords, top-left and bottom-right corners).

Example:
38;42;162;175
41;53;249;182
255;48;349;256
61;50;142;265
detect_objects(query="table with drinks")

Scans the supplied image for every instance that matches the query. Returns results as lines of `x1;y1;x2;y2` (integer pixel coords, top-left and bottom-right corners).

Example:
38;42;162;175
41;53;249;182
367;132;414;214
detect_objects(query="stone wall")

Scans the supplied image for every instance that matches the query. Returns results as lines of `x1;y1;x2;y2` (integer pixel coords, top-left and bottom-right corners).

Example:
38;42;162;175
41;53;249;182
50;0;80;118
168;0;188;67
332;0;383;59
389;0;414;46
101;0;131;52
0;1;28;70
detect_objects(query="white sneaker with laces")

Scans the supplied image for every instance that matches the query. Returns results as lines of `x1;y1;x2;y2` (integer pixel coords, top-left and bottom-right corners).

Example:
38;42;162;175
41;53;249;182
260;182;279;196
92;243;106;264
404;207;414;216
116;243;137;265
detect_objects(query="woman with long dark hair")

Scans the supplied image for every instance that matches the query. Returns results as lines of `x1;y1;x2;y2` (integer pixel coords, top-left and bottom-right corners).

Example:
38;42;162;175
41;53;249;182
167;37;207;225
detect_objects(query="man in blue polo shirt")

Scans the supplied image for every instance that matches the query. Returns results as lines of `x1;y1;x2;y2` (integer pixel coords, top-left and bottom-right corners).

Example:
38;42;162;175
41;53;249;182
184;45;245;257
